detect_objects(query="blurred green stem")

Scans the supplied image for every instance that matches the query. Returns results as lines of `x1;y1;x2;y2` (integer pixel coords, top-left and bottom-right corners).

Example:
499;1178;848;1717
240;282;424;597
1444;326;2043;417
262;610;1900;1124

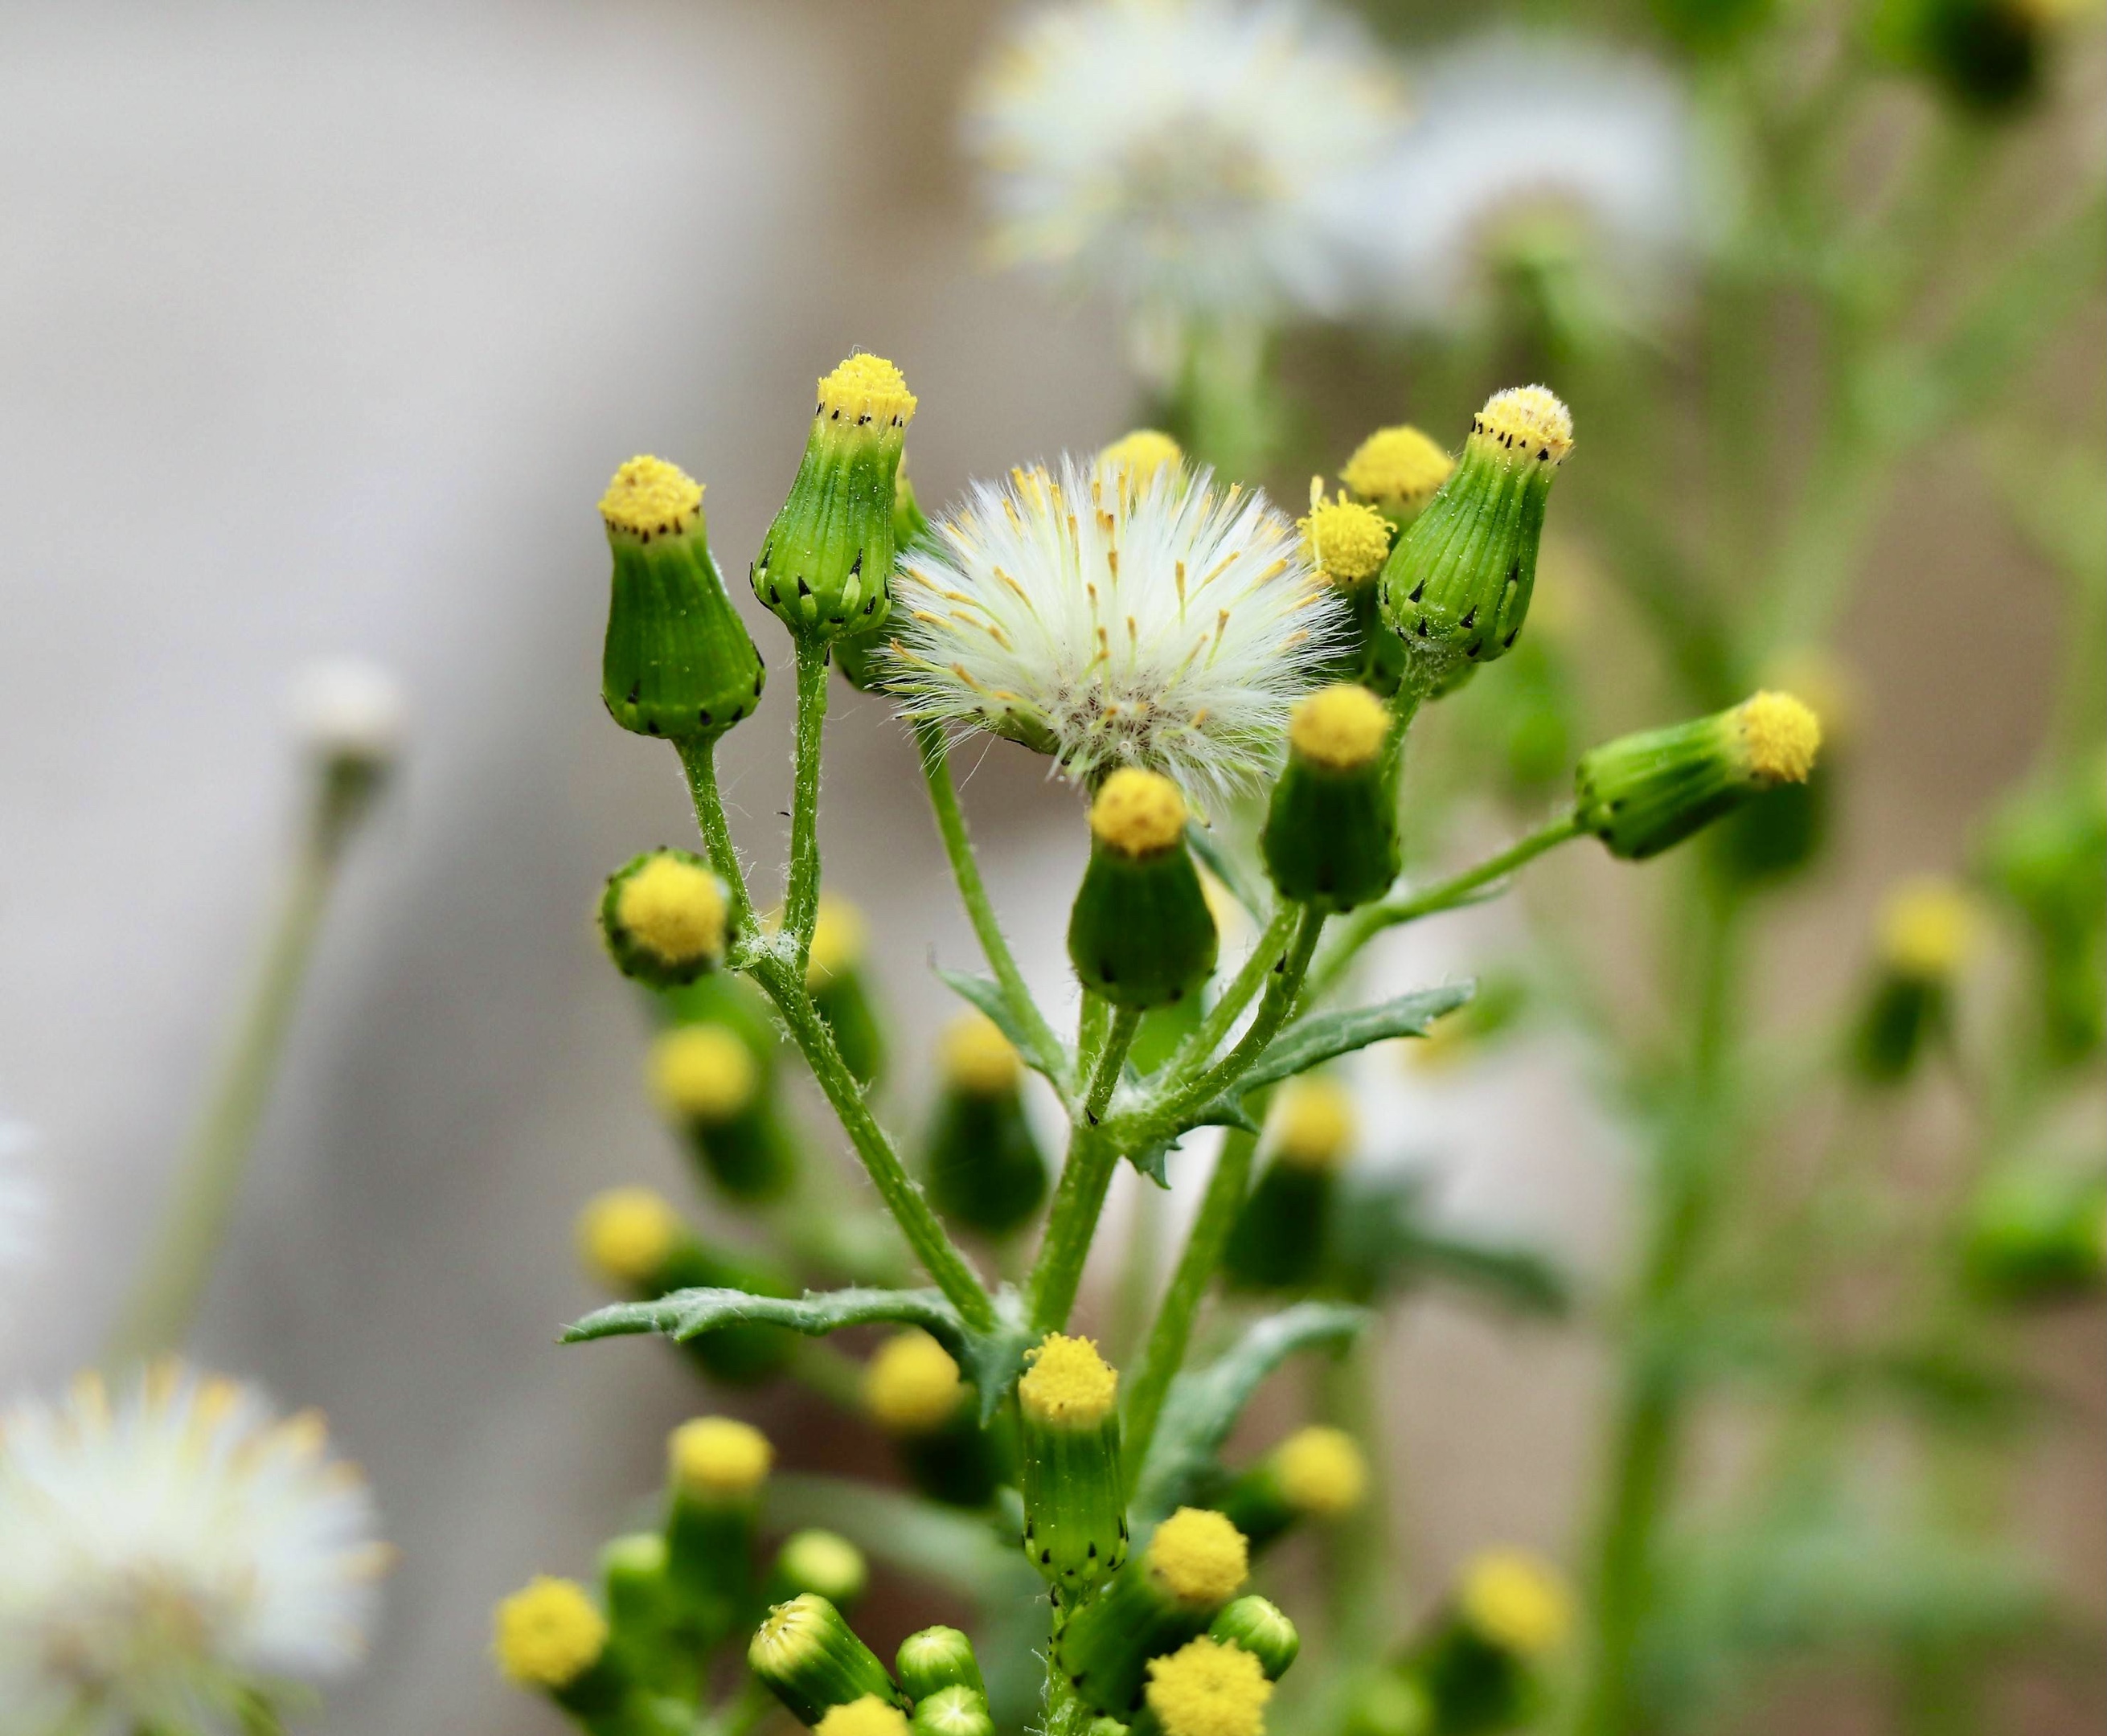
106;790;355;1365
676;739;757;941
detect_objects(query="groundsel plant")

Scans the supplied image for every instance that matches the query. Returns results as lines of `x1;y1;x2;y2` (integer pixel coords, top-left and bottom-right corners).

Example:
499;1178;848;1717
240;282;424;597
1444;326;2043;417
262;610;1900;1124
0;1365;386;1735
490;344;1835;1736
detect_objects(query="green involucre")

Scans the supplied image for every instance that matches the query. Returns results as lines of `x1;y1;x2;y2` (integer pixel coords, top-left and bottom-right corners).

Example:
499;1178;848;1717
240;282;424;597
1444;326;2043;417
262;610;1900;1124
603;518;767;740
1068;839;1219;1011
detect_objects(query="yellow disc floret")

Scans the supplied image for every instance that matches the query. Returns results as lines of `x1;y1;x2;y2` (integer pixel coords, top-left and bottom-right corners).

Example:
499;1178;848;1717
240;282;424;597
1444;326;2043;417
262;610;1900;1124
1018;1332;1119;1427
817;1696;912;1736
1879;878;1978;981
1737;691;1822;785
494;1576;608;1688
864;1329;968;1434
1471;387;1574;467
818;353;917;429
1273;1426;1368;1517
1145;1637;1273;1736
1289;685;1392;772
1300;484;1394;586
600;455;704;540
1268;1077;1355;1170
1146;1508;1250;1605
938;1010;1023;1095
1341;425;1454;514
1099;429;1183;487
806;894;869;989
576;1186;682;1286
650;1026;759;1124
1459;1550;1572;1658
669;1415;773;1501
1090;768;1188;858
617;854;728;968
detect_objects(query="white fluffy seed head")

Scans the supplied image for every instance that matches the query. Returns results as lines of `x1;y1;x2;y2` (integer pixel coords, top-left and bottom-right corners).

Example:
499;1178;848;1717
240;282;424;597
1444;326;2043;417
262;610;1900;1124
289;658;408;767
887;453;1346;803
0;1365;388;1734
965;0;1405;320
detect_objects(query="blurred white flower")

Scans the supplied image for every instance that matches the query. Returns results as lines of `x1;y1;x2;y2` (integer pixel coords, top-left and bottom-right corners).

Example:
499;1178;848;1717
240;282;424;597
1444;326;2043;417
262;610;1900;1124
888;452;1343;802
965;0;1406;322
1344;33;1701;331
289;657;408;768
0;1365;388;1735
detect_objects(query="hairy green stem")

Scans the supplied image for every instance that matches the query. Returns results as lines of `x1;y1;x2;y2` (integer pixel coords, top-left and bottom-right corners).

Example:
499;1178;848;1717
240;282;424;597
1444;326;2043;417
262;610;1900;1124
107;814;350;1364
914;722;1064;1079
785;637;831;966
752;957;995;1332
1313;813;1583;1000
1121;1124;1258;1486
1027;1007;1144;1333
676;739;757;941
1167;903;1298;1084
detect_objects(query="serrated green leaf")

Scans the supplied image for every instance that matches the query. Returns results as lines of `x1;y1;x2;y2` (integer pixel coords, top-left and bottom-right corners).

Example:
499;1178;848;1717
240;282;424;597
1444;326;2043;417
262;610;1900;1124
566;1284;1036;1426
1240;984;1475;1093
1133;1301;1368;1520
1125;1097;1260;1187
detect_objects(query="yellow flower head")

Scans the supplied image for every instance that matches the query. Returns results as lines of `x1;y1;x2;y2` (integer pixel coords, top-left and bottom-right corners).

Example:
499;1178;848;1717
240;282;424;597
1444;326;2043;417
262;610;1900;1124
494;1576;607;1688
1145;1637;1273;1736
1300;482;1393;587
1267;1078;1355;1171
1878;878;1978;981
616;854;728;969
1090;768;1188;858
668;1416;773;1501
576;1187;681;1287
1736;691;1821;785
938;1010;1023;1095
650;1025;759;1124
817;1698;911;1736
1018;1333;1118;1427
864;1330;967;1434
600;455;703;540
818;354;917;430
1289;685;1390;772
1099;429;1183;489
1470;387;1574;467
806;894;870;989
1341;426;1453;515
1458;1549;1571;1658
1146;1508;1250;1605
1273;1426;1367;1517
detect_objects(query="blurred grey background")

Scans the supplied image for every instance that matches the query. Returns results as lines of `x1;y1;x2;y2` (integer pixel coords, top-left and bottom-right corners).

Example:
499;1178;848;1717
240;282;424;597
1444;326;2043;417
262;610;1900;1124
0;4;2097;1732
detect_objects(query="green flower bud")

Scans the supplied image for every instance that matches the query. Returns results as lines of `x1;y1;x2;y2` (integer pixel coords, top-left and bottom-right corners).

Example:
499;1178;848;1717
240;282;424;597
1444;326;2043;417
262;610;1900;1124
649;1023;799;1202
753;354;917;641
664;1419;770;1643
1019;1334;1127;1604
1378;388;1572;695
751;1595;902;1726
599;456;767;740
837;465;933;693
863;1330;1006;1509
772;1531;870;1610
807;895;885;1087
494;1575;633;1719
1963;1164;2107;1304
1342;425;1454;533
1208;1598;1300;1681
1223;1080;1354;1292
1417;1551;1569;1731
897;1628;987;1705
1855;878;1977;1084
910;1685;995;1736
576;1187;796;1383
1068;771;1219;1010
1262;686;1400;911
1575;691;1822;861
1056;1509;1250;1717
922;1013;1049;1237
1301;484;1405;696
599;1533;677;1689
1342;1672;1433;1736
1978;759;2107;1067
1217;1427;1369;1553
1875;0;2047;115
601;851;728;987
